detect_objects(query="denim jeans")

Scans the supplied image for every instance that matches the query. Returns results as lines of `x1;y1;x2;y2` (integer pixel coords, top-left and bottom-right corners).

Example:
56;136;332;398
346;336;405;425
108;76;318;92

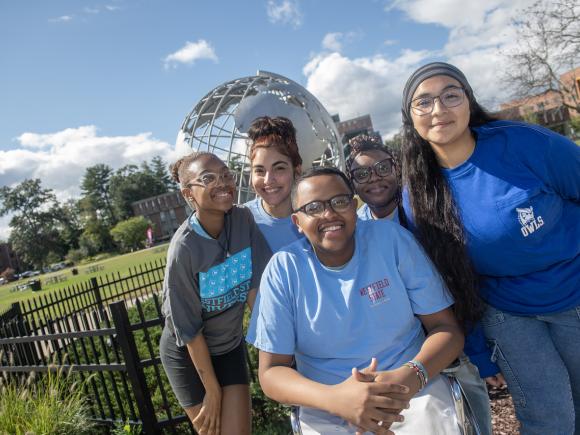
482;304;580;435
443;355;492;435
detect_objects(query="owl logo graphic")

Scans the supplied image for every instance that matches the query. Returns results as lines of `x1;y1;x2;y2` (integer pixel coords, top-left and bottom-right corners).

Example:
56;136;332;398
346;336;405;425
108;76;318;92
516;207;535;227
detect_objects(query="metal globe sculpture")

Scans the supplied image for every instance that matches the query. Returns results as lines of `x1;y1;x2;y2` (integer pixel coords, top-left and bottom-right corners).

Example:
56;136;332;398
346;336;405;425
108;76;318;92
177;70;344;203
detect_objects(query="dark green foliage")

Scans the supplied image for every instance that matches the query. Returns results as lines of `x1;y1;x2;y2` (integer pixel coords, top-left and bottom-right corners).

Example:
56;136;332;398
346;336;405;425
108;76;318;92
0;179;80;268
110;217;152;252
109;165;167;221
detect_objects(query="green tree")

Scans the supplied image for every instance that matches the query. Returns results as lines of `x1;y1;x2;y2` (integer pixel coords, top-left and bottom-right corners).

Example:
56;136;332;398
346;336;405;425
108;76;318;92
110;216;152;252
151;155;178;191
80;164;117;225
0;179;69;268
109;165;167;220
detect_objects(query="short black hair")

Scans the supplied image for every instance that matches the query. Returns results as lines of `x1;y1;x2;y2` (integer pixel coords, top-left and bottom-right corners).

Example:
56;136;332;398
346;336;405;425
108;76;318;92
291;166;353;210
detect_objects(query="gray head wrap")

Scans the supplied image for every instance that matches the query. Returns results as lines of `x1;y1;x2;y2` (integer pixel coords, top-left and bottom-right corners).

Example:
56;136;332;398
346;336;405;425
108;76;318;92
401;62;473;124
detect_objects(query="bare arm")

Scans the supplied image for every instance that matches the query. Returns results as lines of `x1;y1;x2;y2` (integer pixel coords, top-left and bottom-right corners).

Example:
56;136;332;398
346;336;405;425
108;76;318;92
186;333;221;435
258;351;410;434
245;288;257;312
374;307;464;398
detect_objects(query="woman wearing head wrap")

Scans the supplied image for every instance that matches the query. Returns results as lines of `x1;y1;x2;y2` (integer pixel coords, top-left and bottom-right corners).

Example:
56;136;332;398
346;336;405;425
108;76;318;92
400;61;580;435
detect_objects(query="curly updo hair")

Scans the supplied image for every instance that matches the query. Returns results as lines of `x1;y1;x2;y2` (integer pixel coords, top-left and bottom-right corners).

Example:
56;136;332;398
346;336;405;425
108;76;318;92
247;116;303;169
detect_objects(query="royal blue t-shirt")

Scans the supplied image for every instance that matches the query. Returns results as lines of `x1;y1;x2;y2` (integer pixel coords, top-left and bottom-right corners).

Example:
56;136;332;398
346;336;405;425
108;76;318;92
245;198;303;252
247;219;453;385
404;121;580;314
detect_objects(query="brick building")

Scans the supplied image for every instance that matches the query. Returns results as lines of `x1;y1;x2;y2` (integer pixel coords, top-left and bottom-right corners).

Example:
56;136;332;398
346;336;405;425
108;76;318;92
131;191;191;242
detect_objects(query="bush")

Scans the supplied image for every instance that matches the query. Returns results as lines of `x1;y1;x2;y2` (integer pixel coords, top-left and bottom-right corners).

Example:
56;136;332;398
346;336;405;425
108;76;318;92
66;248;85;264
111;217;152;252
0;358;95;434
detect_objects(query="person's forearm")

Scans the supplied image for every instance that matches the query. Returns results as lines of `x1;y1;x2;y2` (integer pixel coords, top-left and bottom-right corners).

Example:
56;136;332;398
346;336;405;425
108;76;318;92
260;365;333;411
186;333;220;391
246;288;257;311
413;324;464;379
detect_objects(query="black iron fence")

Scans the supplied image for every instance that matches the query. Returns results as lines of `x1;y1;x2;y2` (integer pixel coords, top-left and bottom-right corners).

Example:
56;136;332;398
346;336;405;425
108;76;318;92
0;296;190;434
1;259;166;333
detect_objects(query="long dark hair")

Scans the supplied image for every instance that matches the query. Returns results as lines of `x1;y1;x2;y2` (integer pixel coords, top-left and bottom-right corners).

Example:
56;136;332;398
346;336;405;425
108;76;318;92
401;87;496;330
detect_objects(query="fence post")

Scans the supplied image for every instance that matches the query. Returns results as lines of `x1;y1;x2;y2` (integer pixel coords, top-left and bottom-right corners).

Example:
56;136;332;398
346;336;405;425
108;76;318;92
90;277;105;318
110;301;159;435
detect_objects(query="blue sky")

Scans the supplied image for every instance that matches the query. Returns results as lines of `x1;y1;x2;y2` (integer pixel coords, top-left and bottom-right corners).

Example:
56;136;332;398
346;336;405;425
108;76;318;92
0;0;536;237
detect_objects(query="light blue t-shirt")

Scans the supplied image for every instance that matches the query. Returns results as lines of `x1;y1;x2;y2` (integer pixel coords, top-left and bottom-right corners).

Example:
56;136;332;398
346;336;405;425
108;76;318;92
244;197;303;252
357;203;400;223
247;219;453;385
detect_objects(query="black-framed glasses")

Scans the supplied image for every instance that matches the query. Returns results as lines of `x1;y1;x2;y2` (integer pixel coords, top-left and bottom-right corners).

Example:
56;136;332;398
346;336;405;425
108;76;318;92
411;87;465;116
187;170;237;188
294;194;354;217
350;158;394;184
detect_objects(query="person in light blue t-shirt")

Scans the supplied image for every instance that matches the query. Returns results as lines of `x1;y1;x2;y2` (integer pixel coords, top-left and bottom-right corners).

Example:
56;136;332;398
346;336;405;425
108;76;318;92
401;61;580;435
248;167;465;435
244;116;304;252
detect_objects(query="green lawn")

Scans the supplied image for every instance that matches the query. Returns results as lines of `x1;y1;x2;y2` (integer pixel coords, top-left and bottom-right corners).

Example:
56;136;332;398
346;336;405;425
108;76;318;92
0;244;169;312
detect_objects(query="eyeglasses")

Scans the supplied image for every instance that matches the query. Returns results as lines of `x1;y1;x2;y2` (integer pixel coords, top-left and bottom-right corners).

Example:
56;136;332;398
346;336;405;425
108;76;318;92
350;158;394;184
187;170;237;188
411;87;465;116
294;194;354;217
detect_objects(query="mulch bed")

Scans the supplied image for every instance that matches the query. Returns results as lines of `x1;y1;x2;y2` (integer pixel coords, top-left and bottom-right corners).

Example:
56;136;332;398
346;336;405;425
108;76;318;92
489;386;520;434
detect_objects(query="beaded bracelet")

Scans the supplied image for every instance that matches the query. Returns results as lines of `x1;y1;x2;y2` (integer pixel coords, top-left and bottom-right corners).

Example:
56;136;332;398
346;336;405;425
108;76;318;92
403;360;429;390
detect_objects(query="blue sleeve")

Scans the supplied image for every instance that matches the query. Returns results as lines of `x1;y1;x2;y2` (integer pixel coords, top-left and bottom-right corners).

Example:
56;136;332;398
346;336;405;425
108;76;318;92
543;132;580;201
394;226;454;315
463;322;499;378
516;127;580;201
246;255;295;355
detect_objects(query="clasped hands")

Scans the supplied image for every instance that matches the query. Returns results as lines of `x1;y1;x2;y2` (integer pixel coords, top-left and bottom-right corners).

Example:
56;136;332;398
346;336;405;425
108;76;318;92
329;358;419;435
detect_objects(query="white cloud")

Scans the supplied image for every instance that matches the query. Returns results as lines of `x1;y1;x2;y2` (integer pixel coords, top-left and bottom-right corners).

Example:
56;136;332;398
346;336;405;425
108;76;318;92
304;0;540;139
266;0;302;28
322;33;343;52
104;5;121;11
304;50;432;138
383;39;398;46
321;32;360;53
0;126;179;201
84;7;100;14
49;15;73;23
163;40;218;69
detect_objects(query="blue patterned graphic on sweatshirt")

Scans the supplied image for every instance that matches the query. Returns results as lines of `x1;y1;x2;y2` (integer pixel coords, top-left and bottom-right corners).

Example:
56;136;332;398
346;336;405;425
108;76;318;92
199;247;252;312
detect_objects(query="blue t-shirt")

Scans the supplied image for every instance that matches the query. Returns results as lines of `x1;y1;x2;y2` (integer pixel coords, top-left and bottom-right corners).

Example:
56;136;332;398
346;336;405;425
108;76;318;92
244;198;303;252
403;121;579;315
357;203;400;223
247;219;453;385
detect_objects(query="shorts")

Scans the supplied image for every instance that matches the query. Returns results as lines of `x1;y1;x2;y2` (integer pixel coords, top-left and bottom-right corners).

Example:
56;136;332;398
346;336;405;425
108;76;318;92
159;325;250;408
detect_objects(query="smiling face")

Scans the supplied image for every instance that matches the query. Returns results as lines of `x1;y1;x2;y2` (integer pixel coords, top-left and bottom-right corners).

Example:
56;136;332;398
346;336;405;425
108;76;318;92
251;147;298;214
291;174;356;267
410;75;472;149
183;154;235;214
350;149;398;214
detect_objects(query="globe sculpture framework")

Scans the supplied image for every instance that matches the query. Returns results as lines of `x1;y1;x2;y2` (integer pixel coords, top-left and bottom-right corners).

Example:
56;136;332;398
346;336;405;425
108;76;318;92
177;70;344;203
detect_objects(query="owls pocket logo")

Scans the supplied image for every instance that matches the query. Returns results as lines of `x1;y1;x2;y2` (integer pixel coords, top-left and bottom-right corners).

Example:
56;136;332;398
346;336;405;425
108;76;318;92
516;206;544;237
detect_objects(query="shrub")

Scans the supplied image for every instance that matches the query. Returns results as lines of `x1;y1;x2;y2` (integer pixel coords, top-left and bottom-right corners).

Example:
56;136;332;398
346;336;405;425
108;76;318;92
0;357;95;435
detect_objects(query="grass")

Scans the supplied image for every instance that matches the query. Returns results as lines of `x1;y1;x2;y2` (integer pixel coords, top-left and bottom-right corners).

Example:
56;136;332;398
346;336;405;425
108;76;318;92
0;354;95;435
0;244;169;312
